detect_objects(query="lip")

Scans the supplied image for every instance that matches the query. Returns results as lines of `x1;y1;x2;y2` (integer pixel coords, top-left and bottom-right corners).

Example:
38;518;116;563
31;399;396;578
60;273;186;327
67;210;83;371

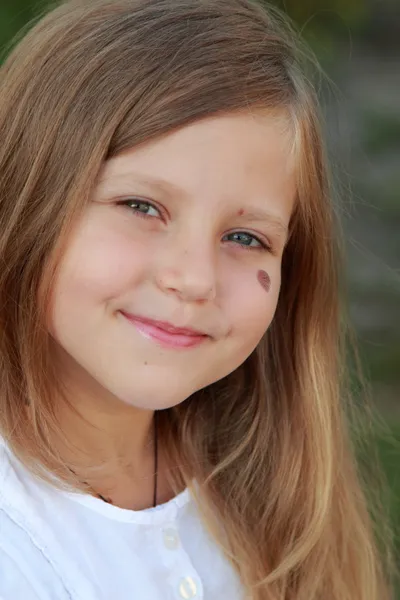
120;311;209;349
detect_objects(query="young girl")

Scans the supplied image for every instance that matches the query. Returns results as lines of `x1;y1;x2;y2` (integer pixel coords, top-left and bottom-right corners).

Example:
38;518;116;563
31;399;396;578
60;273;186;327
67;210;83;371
0;0;393;599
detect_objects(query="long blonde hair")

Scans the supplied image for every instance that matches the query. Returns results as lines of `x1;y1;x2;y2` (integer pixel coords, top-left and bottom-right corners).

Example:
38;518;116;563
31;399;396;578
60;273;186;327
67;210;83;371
0;0;394;598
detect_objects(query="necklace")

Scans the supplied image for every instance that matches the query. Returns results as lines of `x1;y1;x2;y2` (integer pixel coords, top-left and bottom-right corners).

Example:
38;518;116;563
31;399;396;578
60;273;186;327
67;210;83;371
80;411;158;508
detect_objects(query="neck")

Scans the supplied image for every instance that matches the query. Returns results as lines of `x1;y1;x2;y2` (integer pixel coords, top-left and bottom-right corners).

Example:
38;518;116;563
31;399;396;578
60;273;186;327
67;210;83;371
49;347;180;509
60;402;162;508
52;375;160;508
78;412;159;508
59;394;154;470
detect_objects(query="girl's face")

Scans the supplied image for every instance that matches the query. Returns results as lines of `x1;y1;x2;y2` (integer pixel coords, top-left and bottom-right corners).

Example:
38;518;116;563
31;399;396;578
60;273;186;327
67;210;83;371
50;111;296;409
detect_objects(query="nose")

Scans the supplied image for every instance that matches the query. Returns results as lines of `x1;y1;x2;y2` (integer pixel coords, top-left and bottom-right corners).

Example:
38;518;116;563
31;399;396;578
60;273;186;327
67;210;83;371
154;235;217;303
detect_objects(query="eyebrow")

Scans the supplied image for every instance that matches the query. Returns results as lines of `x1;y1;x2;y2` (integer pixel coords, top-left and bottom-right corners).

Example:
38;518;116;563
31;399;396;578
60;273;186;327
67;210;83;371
235;207;289;238
100;171;290;238
99;171;184;198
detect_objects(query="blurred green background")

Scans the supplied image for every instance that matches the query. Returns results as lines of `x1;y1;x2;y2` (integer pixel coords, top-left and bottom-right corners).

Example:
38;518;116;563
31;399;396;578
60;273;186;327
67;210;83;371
1;0;399;592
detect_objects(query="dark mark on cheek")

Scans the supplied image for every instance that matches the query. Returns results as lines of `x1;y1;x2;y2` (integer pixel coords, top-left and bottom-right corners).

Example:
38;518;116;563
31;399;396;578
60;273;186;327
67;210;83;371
257;269;271;293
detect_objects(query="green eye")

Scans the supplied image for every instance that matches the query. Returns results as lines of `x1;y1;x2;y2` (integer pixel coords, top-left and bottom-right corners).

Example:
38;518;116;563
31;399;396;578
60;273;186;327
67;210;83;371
223;231;270;251
118;199;162;219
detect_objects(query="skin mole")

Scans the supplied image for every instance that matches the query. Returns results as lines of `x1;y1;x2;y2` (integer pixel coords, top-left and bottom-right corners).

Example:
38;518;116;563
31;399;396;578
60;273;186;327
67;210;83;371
257;269;271;293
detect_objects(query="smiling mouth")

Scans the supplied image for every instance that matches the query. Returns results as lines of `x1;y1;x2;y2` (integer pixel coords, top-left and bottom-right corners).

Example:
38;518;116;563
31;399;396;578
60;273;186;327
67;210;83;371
119;311;209;349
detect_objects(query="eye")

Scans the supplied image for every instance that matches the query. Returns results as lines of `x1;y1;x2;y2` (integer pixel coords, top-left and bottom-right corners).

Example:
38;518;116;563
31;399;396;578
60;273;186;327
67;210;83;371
223;231;271;252
116;198;162;219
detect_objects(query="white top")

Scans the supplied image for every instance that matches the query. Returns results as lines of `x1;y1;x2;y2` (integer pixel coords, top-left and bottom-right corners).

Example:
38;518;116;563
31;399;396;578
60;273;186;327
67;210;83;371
0;439;244;600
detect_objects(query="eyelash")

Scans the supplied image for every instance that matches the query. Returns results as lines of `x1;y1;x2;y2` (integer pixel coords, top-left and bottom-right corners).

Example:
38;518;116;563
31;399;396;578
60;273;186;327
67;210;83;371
116;198;273;253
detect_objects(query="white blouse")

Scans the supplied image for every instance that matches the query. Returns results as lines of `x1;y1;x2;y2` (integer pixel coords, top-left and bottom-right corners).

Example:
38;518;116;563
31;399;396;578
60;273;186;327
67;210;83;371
0;439;245;600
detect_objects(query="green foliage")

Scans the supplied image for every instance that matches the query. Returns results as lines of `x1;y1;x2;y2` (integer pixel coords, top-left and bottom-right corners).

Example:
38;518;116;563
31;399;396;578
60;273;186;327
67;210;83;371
362;109;400;156
275;0;370;41
374;425;400;595
278;0;367;25
0;1;36;47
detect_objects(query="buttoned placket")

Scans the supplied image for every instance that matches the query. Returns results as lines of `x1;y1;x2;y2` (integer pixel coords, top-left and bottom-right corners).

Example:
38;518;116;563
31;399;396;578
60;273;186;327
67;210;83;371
158;512;203;600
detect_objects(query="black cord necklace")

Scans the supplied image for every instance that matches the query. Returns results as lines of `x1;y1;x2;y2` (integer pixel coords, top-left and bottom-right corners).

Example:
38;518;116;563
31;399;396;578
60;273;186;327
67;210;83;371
81;411;158;508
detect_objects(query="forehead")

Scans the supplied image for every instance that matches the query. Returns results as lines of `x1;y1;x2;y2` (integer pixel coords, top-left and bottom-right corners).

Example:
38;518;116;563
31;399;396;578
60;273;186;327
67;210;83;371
101;109;298;189
96;111;298;240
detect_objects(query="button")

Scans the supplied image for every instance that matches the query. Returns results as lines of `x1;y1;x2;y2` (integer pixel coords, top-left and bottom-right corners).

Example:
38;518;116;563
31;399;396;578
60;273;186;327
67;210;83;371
163;526;180;550
178;576;197;599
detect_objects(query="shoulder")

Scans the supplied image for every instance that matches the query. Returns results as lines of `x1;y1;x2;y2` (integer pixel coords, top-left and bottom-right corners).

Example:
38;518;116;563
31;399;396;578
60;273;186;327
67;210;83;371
0;509;71;600
0;541;41;600
0;441;72;599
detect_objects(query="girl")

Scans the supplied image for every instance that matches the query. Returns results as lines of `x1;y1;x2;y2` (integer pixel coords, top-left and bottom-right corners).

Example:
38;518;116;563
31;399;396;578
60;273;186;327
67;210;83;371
0;0;394;599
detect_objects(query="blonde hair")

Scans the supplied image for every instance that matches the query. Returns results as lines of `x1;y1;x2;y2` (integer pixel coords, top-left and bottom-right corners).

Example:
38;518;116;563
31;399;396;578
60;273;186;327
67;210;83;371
0;0;394;598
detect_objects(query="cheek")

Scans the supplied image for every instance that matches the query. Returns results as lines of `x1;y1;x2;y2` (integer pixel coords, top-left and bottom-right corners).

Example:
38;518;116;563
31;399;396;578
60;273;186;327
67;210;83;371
50;225;150;321
228;266;280;339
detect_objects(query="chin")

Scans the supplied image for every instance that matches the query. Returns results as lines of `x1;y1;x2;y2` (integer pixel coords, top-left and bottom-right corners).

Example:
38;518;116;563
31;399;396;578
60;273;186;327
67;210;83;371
113;382;195;411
